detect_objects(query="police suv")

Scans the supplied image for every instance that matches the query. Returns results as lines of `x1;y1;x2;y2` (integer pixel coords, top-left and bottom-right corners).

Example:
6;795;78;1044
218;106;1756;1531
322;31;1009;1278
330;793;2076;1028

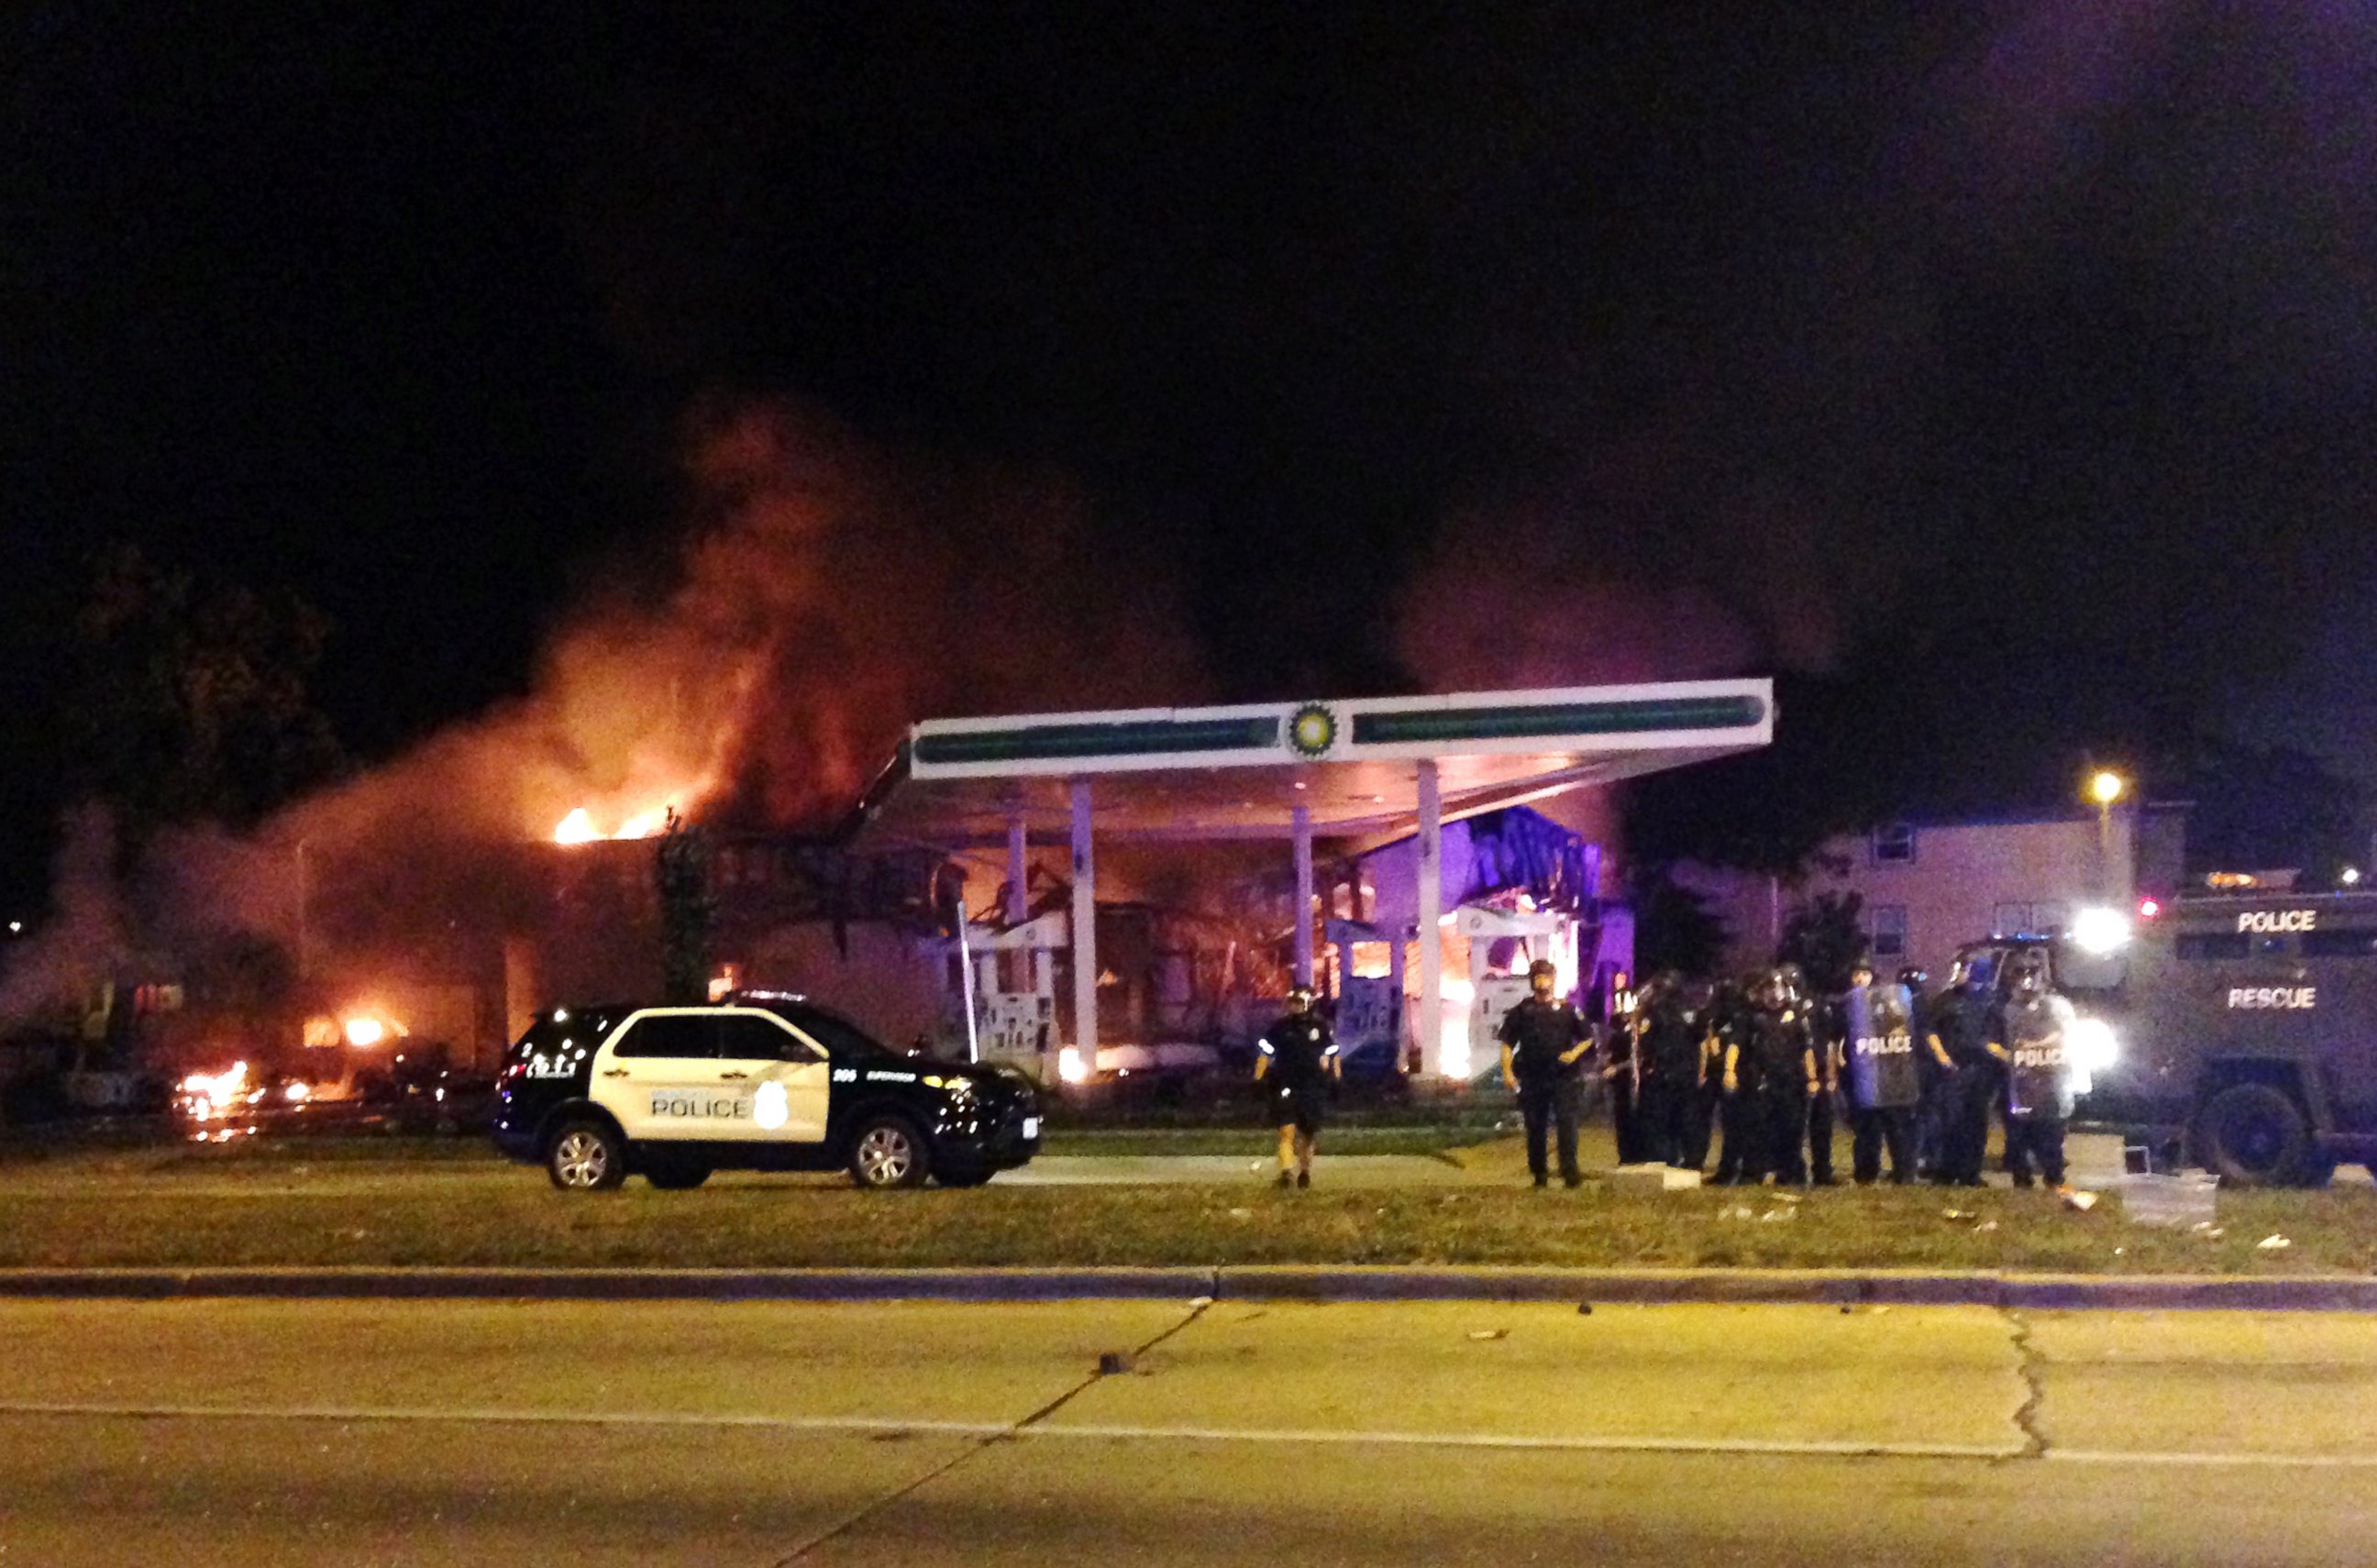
492;995;1042;1190
1962;893;2377;1187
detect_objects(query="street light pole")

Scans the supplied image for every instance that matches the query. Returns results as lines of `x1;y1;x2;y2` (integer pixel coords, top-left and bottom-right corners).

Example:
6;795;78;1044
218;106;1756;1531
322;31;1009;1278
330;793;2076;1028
2088;771;2125;900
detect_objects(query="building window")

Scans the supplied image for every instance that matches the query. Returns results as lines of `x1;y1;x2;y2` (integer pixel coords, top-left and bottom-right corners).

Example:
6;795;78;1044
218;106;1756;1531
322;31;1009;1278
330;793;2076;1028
1869;904;1908;958
1872;823;1917;864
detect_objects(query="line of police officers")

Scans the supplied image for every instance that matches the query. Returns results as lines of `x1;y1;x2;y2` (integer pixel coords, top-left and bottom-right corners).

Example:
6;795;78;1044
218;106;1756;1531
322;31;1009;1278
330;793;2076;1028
1259;950;2084;1196
1616;953;2083;1193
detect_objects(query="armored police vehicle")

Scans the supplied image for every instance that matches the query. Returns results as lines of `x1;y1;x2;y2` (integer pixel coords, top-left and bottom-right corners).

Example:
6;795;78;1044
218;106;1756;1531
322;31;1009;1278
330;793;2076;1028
492;994;1042;1191
1959;894;2377;1187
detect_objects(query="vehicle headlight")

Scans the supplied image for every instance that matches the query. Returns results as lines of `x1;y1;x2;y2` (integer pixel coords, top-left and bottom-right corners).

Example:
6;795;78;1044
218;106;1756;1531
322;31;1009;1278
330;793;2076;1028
2069;907;2132;956
2069;1016;2119;1073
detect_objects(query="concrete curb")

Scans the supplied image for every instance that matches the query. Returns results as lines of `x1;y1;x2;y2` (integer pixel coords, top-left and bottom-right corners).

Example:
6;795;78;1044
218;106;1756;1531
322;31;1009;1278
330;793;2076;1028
2;1264;2373;1309
0;1267;1222;1304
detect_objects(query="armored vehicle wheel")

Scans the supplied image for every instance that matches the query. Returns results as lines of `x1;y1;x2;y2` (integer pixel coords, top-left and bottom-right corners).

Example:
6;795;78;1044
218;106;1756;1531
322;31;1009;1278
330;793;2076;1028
2195;1083;2311;1187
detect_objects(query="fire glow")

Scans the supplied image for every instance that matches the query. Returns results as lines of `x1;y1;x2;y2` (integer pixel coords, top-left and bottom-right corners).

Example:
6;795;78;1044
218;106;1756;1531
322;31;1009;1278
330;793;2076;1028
554;804;678;845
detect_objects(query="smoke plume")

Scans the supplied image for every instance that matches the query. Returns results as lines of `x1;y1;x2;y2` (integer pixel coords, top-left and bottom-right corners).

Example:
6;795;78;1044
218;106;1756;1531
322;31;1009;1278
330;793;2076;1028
0;399;1207;1025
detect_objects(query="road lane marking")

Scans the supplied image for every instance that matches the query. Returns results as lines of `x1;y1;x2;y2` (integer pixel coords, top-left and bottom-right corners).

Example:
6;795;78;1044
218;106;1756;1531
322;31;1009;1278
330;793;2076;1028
11;1401;2375;1470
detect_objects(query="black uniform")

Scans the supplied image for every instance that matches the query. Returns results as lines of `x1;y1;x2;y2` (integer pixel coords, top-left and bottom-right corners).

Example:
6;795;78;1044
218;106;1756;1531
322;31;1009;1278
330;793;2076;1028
1927;983;1999;1186
1498;995;1591;1185
1634;988;1708;1169
1603;1010;1645;1164
1708;983;1758;1184
1257;1012;1335;1134
1999;991;2076;1187
1842;983;1922;1184
1745;1005;1818;1183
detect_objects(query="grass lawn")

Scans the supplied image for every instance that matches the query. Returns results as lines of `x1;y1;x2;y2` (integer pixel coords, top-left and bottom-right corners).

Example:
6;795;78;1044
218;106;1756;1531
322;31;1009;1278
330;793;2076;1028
1;1136;2371;1275
1041;1125;1497;1158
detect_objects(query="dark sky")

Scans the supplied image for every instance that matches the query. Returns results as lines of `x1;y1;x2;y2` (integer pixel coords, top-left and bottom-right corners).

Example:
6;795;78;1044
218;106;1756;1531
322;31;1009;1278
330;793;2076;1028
6;4;2376;898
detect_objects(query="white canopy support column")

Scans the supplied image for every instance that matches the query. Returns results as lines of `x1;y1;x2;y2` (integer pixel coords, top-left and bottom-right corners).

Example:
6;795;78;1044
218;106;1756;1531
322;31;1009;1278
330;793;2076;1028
1291;803;1315;989
1069;779;1098;1069
1416;758;1443;1076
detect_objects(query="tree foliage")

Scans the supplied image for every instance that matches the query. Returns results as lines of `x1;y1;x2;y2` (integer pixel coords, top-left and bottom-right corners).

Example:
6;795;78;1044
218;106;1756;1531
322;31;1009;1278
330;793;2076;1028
62;545;343;849
1777;889;1866;995
1628;869;1730;979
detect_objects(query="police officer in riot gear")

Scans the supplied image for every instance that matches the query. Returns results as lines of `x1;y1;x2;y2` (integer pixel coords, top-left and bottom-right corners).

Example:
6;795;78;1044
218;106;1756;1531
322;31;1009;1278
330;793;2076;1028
1721;968;1819;1184
1255;986;1339;1188
1601;981;1646;1165
1896;965;1940;1176
1498;959;1593;1187
1631;971;1707;1169
1844;964;1923;1183
1707;975;1759;1184
1925;957;1998;1187
1997;955;2084;1196
1799;965;1844;1186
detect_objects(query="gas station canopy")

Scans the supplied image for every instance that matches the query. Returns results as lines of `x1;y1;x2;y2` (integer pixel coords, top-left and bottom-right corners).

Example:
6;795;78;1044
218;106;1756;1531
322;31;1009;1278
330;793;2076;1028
855;679;1774;845
850;679;1773;1077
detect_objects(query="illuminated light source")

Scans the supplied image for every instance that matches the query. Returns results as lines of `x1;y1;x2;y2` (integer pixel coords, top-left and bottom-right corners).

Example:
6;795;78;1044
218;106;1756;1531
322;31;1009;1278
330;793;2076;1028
2069;1016;2119;1071
2088;770;2126;806
6;921;18;934
285;1081;312;1104
2344;867;2363;888
554;809;599;845
344;1017;386;1047
2137;897;2161;920
1058;1047;1089;1085
2068;906;2132;956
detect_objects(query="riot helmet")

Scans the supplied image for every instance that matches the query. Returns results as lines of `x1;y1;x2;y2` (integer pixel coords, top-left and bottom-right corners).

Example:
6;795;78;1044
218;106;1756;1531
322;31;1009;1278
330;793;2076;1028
1286;985;1316;1015
1897;966;1929;991
2005;955;2047;1000
1754;967;1791;1011
1849;958;1875;988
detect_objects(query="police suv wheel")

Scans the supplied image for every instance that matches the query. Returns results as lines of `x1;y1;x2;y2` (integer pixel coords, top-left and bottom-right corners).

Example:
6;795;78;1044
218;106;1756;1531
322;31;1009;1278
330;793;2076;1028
644;1159;712;1191
848;1115;930;1189
547;1121;626;1191
2195;1083;2310;1187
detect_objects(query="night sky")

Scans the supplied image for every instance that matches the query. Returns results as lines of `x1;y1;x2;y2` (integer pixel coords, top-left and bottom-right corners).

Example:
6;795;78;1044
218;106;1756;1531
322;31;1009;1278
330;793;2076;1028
6;5;2375;902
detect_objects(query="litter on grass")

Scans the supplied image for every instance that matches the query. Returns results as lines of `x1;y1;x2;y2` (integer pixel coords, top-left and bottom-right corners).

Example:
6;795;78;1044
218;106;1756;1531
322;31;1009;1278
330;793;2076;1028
2258;1234;2293;1251
1467;1329;1509;1342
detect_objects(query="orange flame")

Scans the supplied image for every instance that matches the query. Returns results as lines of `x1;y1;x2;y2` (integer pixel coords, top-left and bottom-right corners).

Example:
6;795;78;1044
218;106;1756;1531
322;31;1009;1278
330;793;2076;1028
553;803;680;845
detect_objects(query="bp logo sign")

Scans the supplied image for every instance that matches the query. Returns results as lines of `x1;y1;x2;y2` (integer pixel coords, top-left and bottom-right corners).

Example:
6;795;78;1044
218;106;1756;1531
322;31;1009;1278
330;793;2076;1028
1288;703;1337;757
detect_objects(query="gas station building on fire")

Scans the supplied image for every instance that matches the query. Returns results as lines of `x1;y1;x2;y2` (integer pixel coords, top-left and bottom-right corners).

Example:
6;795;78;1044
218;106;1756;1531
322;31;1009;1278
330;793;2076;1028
849;680;1773;1081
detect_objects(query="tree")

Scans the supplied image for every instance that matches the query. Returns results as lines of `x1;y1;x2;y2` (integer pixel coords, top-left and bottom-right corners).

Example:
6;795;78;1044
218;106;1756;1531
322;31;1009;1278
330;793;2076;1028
1628;869;1730;979
62;545;343;853
654;809;715;1005
1777;889;1866;995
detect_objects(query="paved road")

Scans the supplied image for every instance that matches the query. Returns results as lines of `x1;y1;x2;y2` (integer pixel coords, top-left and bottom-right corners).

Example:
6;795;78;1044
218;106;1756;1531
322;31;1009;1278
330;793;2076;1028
5;1296;2375;1565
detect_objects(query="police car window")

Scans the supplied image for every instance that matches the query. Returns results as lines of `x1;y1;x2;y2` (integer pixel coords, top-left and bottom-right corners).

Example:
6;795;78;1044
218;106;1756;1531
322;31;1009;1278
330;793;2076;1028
2303;928;2377;958
777;1005;890;1060
2174;933;2250;961
716;1014;824;1063
612;1015;718;1060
